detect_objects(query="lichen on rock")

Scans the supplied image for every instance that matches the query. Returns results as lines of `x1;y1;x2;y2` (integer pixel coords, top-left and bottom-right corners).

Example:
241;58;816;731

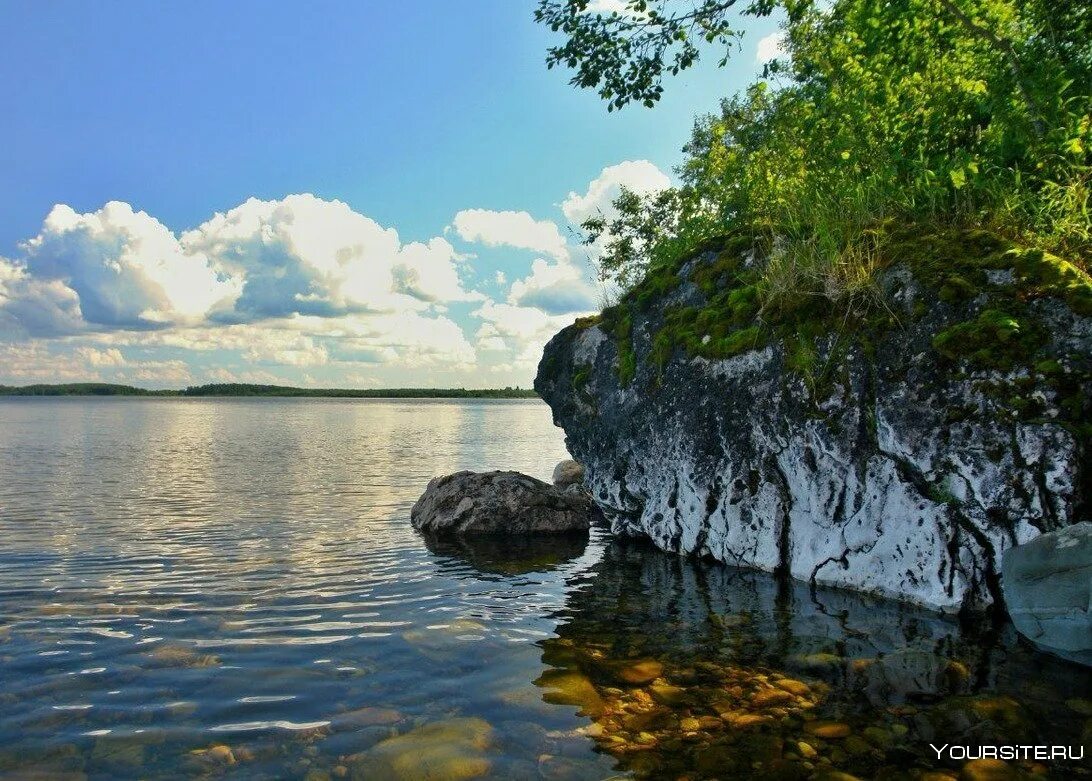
535;228;1091;613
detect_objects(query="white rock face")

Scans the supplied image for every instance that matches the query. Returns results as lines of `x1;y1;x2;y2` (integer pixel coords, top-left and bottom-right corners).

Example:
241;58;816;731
535;254;1090;613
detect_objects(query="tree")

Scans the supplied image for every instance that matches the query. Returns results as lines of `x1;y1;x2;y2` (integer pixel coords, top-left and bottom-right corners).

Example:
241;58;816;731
536;0;1090;293
534;0;777;111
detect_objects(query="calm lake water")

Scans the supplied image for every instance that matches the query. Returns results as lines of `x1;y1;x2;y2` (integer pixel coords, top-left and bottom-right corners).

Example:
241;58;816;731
0;397;1088;780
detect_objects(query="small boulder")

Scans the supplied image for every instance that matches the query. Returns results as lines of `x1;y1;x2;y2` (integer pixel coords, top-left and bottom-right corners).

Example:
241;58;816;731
1001;522;1092;665
411;470;596;535
551;459;585;489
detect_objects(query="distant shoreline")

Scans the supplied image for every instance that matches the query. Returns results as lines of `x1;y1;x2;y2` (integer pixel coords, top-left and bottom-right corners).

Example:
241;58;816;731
0;382;539;399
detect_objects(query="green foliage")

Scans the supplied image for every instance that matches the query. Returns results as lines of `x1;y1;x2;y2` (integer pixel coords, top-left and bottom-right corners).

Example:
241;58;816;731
0;383;173;396
534;1;769;112
542;0;1091;300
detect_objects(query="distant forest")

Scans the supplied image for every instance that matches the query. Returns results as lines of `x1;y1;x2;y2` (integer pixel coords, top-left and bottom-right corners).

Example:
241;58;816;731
0;383;539;399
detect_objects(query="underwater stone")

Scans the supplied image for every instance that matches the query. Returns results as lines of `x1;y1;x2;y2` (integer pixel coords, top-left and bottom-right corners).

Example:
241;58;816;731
348;717;493;781
1001;522;1092;665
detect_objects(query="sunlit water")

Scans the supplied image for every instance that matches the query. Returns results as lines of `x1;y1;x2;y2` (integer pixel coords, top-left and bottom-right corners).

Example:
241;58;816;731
0;397;1088;780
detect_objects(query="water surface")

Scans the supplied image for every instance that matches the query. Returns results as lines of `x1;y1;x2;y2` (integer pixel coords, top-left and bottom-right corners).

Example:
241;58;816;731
0;398;1088;780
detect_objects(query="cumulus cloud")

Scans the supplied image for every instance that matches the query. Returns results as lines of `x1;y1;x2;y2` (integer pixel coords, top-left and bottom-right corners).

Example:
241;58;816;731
473;299;586;369
507;258;596;315
73;346;126;367
21;202;238;329
561;160;671;226
184;194;480;320
756;31;787;64
0;256;85;337
451;209;569;262
1;171;651;387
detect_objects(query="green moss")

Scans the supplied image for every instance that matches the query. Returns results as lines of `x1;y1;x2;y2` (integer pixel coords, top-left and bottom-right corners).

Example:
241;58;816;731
1010;248;1092;317
1034;359;1062;376
618;344;637;386
631;264;682;310
588;226;1089;428
650;329;674;371
710;326;763;358
573;314;602;329
572;365;591;392
932;308;1046;371
938;274;978;304
928;478;961;507
599;305;637;385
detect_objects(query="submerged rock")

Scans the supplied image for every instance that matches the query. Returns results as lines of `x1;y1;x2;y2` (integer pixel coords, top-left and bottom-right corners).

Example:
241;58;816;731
411;471;596;535
535;231;1091;612
421;533;589;576
348;717;493;781
1002;522;1092;664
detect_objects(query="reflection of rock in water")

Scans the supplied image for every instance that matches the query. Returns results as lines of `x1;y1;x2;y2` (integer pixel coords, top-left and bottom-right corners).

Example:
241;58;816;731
537;540;1092;780
422;532;589;576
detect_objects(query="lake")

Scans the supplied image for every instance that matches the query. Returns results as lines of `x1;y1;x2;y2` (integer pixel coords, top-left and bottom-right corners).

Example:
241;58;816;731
0;397;1088;780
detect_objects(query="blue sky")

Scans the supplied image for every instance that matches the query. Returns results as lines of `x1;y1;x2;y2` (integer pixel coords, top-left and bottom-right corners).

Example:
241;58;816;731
0;1;784;388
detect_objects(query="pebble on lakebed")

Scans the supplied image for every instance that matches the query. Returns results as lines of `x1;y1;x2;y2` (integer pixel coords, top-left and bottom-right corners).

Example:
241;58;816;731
522;632;1070;780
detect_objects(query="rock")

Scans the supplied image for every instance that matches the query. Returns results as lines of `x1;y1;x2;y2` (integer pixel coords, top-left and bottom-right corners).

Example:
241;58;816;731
146;644;220;668
751;688;795;708
552;459;585;488
804;721;851;739
960;758;1016;781
189;744;236;767
348;717;492;781
534;235;1091;612
616;659;664;685
774;679;811;697
649;682;686;705
1001;522;1092;663
1066;698;1092;716
421;534;588;576
534;669;605;717
411;471;596;535
333;706;404;729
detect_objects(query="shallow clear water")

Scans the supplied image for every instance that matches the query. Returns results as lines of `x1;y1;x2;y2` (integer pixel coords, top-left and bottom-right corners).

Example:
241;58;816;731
0;397;1088;780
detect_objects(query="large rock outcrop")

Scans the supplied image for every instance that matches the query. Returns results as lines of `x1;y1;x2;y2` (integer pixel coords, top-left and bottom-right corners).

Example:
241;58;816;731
411;470;595;535
535;230;1091;613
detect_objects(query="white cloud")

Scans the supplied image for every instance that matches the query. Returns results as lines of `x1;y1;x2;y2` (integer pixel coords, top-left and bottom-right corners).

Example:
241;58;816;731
122;359;193;385
0;342;100;383
451;209;569;262
73;346;126;367
756;31;787;64
561;160;671;226
473;300;585;369
21;202;238;329
507;258;596;315
584;0;645;17
184;194;480;320
1;174;637;387
0;256;85;337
